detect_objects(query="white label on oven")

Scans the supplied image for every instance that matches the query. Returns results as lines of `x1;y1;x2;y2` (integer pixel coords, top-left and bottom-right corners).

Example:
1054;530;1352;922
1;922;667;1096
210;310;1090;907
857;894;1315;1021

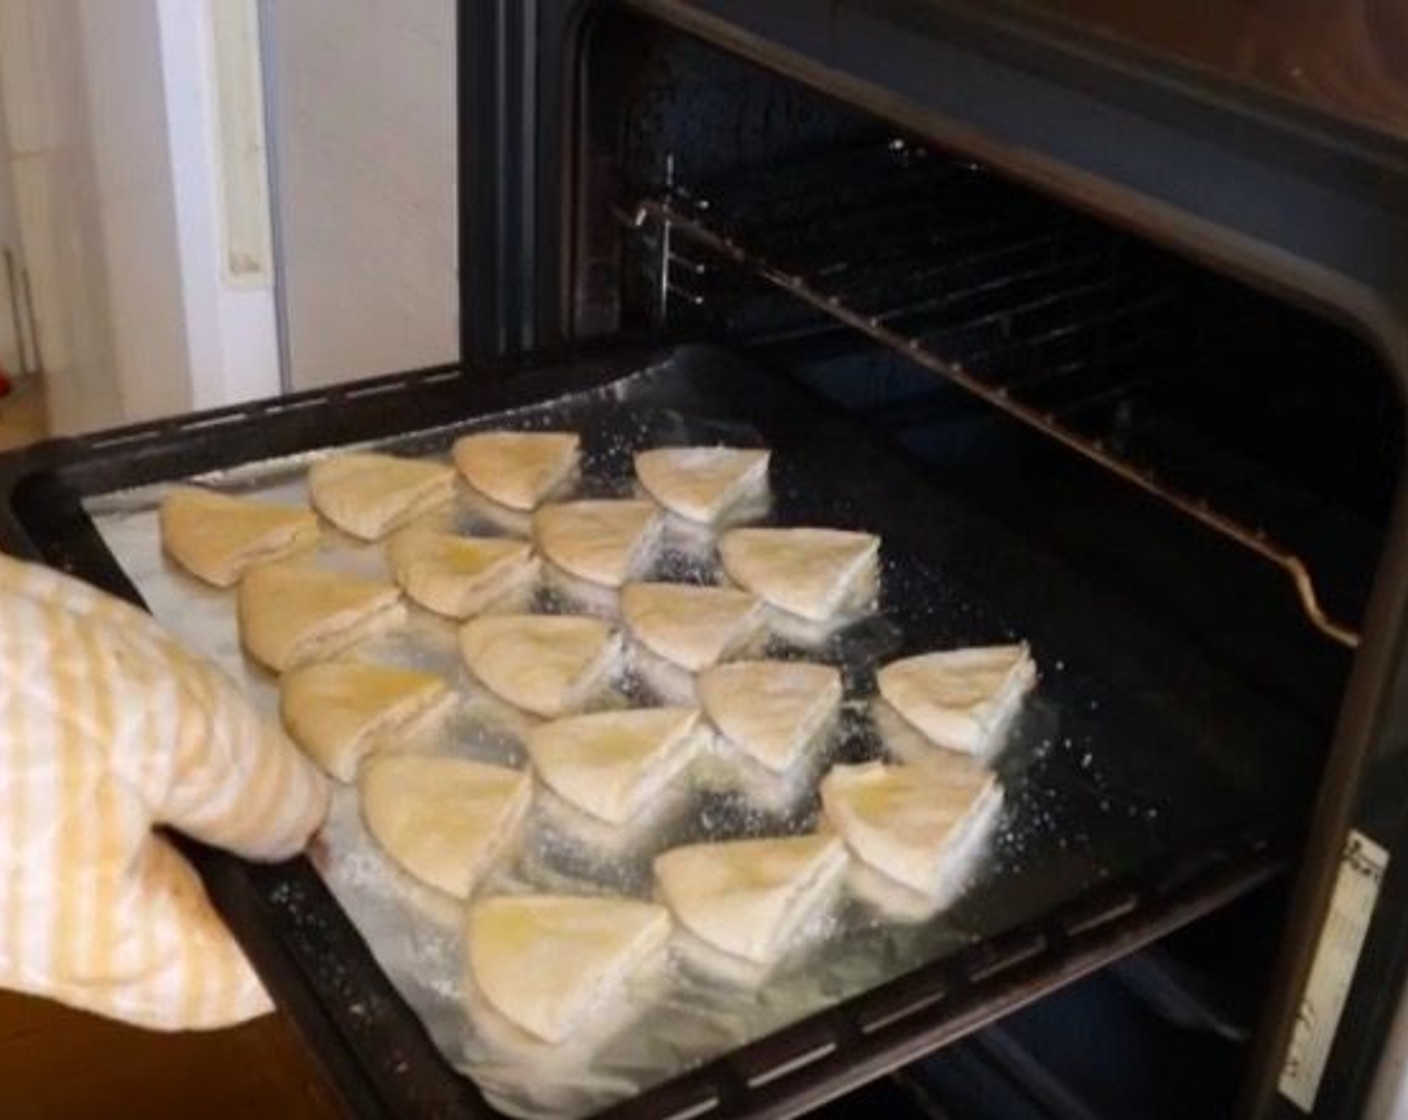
1278;828;1389;1112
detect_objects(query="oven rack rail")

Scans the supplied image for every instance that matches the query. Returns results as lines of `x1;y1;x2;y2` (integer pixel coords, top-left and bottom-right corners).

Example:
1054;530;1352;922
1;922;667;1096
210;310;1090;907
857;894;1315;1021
625;194;1360;649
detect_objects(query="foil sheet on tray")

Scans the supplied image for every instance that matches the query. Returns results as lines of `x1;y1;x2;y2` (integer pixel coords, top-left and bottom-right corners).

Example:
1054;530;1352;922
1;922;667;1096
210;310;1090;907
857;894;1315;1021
83;359;1279;1118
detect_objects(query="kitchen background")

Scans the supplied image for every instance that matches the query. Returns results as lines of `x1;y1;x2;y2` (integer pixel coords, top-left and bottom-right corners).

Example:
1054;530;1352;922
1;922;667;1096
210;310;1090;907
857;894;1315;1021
0;0;456;441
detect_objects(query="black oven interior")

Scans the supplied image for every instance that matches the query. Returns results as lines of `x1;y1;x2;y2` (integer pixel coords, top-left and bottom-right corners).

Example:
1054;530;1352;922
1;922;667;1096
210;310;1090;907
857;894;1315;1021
566;9;1404;1116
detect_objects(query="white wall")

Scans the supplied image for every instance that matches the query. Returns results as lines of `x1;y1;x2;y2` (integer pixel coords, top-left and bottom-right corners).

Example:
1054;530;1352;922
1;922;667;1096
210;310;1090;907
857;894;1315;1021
0;0;279;434
0;0;454;430
79;0;202;422
265;0;458;391
0;79;22;380
0;0;125;431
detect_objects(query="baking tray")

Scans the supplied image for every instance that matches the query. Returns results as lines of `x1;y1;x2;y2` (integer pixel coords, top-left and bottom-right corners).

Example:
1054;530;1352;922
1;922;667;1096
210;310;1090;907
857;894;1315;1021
0;343;1310;1119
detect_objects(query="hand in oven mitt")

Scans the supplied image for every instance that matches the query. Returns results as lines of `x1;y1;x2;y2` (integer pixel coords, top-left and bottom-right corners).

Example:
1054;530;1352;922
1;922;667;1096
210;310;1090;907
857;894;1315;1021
0;554;329;1029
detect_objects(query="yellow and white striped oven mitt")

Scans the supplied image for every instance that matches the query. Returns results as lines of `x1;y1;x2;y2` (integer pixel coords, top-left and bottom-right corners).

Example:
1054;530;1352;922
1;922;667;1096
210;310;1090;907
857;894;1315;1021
0;553;329;1029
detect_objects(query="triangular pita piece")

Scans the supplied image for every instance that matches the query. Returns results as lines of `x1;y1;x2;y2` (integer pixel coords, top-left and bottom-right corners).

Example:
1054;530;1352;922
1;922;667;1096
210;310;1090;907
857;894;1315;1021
720;527;879;621
526;707;702;824
876;644;1036;755
308;453;456;541
653;833;847;966
459;614;619;718
237;564;405;673
466;894;671;1044
532;500;661;588
634;446;770;523
359;753;529;898
819;759;1000;897
387;528;538;619
279;660;453;781
453;431;580;511
159;487;319;588
620;582;763;672
697;660;842;773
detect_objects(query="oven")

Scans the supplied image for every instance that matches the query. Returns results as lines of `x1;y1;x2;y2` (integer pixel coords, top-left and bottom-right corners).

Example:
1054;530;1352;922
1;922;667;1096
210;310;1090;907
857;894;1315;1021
4;2;1408;1118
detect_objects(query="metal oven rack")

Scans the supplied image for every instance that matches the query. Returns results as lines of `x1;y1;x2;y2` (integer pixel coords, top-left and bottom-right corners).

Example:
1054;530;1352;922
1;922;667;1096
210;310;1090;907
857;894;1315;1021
623;140;1366;648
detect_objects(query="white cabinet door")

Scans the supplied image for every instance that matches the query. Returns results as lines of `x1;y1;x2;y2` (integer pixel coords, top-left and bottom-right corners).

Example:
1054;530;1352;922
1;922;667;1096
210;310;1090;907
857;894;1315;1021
263;0;458;391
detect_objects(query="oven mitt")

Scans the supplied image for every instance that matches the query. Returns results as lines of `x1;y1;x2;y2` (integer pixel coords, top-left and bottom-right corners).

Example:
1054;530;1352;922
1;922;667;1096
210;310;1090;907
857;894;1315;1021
0;554;330;1030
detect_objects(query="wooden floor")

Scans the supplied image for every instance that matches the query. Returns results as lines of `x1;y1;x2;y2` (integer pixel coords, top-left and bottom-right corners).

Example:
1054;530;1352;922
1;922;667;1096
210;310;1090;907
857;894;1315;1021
0;991;344;1119
0;376;47;451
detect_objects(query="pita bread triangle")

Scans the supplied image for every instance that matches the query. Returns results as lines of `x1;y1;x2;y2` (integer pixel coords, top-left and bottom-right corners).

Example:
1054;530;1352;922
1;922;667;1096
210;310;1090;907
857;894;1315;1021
532;500;660;588
620;582;763;672
279;660;452;781
387;529;537;618
466;894;671;1044
237;563;404;673
876;644;1036;755
720;527;879;621
819;759;998;896
459;613;618;718
453;430;580;511
697;660;842;773
526;707;701;824
359;753;529;898
634;446;770;523
653;832;846;965
159;487;319;587
308;452;455;541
